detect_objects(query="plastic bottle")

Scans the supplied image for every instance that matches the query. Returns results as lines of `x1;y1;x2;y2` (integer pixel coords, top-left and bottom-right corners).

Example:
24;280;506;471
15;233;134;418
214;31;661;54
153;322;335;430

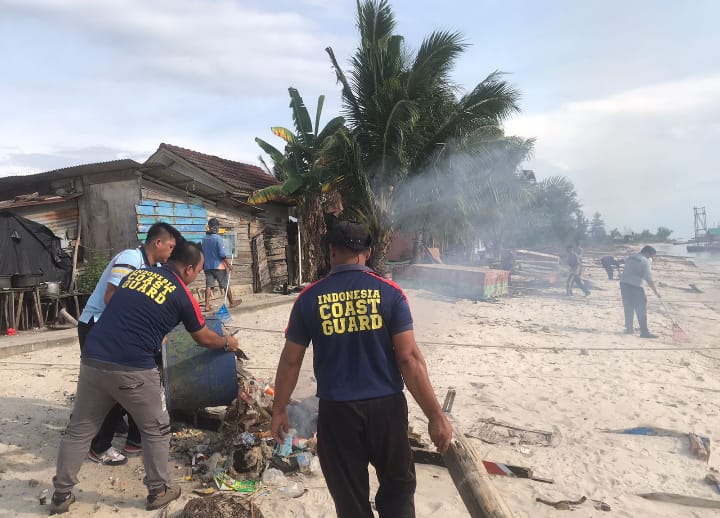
296;452;313;473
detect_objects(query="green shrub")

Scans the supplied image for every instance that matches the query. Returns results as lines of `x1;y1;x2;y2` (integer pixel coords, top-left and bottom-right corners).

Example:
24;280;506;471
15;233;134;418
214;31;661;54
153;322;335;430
77;254;109;294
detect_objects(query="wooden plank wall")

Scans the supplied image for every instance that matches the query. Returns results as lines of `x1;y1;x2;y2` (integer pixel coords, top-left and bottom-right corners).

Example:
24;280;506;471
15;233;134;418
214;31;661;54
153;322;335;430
259;204;289;289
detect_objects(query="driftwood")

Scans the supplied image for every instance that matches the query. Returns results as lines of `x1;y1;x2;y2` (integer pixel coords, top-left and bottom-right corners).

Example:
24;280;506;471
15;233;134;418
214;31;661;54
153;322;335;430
442;428;514;518
638;492;720;509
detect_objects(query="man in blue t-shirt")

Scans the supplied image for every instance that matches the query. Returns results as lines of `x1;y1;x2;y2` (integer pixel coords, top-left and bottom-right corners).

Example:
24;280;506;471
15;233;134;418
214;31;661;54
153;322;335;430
77;222;181;465
271;221;452;518
51;241;240;514
201;218;240;312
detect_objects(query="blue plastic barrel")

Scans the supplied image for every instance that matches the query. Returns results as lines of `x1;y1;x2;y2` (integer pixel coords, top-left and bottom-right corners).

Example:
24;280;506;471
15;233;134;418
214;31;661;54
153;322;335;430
162;316;238;411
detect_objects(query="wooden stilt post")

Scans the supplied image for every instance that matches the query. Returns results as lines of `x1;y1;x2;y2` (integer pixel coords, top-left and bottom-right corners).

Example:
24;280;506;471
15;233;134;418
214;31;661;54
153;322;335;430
442;429;514;518
441;389;514;518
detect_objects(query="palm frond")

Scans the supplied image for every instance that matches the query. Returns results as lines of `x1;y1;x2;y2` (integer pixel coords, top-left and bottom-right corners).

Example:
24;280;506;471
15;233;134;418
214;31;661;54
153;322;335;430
326;46;362;123
408;30;467;96
357;0;396;47
288;88;314;145
316;116;346;143
254;137;285;164
248;185;292;205
271;127;297;144
314;95;326;136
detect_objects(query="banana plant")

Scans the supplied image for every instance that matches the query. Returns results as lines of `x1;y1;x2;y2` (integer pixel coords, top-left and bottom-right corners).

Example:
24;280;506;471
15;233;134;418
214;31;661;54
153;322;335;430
249;88;348;281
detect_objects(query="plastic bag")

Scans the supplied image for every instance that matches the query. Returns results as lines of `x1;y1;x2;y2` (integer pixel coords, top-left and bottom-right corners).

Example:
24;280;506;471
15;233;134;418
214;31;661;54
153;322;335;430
279;481;305;498
261;467;287;487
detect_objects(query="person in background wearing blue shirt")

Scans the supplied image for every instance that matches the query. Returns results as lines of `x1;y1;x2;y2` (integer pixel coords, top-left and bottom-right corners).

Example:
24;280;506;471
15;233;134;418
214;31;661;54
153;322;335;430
77;222;181;466
271;220;452;518
620;245;661;338
201;218;240;312
50;241;240;514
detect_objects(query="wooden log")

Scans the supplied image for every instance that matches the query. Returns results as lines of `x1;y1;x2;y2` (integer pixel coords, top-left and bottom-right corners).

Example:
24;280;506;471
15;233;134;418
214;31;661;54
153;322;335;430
442;429;514;518
59;308;78;327
70;213;82;292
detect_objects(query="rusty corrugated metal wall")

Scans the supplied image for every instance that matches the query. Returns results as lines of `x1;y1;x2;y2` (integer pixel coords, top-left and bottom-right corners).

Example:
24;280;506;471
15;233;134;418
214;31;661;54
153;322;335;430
10;200;79;251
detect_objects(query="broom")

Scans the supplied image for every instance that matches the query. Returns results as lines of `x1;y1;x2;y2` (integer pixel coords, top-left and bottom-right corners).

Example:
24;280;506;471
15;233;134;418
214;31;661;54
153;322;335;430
215;254;235;324
659;299;690;342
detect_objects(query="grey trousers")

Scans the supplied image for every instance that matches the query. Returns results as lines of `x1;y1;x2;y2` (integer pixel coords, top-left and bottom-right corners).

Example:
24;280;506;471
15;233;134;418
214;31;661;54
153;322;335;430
54;361;171;494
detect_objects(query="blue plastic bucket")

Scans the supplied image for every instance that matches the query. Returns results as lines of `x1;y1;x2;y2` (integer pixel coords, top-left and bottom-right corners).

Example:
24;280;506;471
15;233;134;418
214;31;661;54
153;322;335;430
162;316;238;411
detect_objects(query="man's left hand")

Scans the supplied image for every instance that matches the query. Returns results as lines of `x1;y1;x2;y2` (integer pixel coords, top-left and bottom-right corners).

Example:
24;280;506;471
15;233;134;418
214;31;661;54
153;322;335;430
429;412;453;454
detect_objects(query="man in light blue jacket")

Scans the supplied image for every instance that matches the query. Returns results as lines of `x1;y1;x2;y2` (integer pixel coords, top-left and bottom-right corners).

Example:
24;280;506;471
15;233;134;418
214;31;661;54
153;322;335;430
620;245;661;338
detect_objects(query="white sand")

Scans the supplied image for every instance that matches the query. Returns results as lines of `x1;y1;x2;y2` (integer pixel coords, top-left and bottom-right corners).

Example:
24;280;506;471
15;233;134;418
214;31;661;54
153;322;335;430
1;253;719;517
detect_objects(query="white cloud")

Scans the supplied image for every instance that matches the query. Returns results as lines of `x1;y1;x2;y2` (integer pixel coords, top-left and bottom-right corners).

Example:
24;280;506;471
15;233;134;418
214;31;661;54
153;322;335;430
506;74;720;237
1;0;352;96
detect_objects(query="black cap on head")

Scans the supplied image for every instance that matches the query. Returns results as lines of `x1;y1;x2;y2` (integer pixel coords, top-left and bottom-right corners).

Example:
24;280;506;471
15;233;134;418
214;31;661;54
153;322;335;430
326;221;372;252
207;218;220;234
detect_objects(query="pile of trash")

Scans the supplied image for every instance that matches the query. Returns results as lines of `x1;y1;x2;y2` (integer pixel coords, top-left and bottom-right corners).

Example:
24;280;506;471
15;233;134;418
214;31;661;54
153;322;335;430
173;372;322;514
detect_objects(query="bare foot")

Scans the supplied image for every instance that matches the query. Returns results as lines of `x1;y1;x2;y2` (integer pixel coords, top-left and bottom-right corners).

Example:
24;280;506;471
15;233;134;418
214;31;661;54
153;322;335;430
229;300;242;309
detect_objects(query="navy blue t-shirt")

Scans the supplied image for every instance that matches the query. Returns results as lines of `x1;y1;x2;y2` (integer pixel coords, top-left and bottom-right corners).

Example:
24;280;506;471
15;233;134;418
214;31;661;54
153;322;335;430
285;264;414;402
83;264;206;369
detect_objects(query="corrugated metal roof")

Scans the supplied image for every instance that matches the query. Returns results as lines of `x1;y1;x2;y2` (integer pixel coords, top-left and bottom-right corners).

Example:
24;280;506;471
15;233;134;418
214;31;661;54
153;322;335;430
0;160;143;189
7;200;79;249
0;193;81;210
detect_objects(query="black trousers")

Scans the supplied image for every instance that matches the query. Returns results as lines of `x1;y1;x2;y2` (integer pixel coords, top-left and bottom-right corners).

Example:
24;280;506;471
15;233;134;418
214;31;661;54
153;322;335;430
620;283;648;333
317;392;416;518
77;319;141;453
603;265;615;280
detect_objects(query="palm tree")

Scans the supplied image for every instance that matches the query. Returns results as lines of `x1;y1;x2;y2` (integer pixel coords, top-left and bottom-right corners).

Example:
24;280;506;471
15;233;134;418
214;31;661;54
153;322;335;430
248;88;347;281
326;0;522;273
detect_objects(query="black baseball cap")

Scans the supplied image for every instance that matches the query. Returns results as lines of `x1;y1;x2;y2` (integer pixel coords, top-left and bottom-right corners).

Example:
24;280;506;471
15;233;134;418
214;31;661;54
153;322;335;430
326;221;372;252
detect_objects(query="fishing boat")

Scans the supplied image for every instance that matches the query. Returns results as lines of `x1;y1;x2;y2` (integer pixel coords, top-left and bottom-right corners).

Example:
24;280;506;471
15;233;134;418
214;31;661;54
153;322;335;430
687;207;720;252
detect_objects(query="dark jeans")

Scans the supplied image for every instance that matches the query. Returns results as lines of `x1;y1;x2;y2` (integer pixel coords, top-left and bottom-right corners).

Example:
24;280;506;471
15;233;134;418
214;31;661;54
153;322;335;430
620;283;648;333
604;266;615;280
317;393;416;518
77;319;141;452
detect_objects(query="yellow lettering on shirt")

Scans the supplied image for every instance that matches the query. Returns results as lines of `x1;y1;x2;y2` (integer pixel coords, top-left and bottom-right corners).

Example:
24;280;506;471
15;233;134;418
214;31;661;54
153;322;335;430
119;270;177;305
316;290;383;337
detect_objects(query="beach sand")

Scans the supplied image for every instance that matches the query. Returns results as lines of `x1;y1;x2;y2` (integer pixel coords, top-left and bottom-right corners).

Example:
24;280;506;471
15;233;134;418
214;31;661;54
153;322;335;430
1;251;719;517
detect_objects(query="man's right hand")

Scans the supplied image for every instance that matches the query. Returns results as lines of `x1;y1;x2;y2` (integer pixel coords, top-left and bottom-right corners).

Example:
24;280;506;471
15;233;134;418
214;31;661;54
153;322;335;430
224;333;239;352
428;413;453;454
271;407;289;443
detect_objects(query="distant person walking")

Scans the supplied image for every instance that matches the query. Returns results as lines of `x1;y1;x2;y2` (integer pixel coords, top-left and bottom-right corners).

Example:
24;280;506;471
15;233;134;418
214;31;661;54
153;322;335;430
620;245;661;338
600;255;622;280
201;218;240;312
566;246;590;296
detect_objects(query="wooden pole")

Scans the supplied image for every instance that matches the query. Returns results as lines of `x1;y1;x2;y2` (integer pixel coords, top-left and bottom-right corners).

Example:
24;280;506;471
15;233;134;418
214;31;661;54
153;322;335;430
442;426;515;518
70;213;82;292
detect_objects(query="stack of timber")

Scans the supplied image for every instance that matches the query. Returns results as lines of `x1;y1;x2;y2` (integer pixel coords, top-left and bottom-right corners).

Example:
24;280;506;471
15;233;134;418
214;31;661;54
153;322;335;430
514;250;560;272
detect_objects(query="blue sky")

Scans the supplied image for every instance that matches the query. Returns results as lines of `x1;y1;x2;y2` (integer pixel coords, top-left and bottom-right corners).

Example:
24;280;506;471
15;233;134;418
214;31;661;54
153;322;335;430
1;0;719;237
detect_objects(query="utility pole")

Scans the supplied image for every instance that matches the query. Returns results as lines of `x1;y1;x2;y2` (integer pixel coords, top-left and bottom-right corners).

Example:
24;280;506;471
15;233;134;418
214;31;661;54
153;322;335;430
693;207;707;242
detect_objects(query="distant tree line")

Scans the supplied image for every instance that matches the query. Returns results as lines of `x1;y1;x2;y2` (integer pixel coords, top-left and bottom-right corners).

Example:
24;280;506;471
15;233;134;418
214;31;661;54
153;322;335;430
587;212;673;244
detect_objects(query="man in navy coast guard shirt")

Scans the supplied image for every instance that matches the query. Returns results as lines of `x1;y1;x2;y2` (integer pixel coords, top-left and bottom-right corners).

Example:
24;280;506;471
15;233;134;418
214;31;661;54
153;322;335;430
271;220;452;518
50;241;240;514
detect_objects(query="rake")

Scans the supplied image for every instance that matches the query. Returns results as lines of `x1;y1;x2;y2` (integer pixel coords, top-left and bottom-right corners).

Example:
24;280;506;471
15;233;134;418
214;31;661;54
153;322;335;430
659;299;690;342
